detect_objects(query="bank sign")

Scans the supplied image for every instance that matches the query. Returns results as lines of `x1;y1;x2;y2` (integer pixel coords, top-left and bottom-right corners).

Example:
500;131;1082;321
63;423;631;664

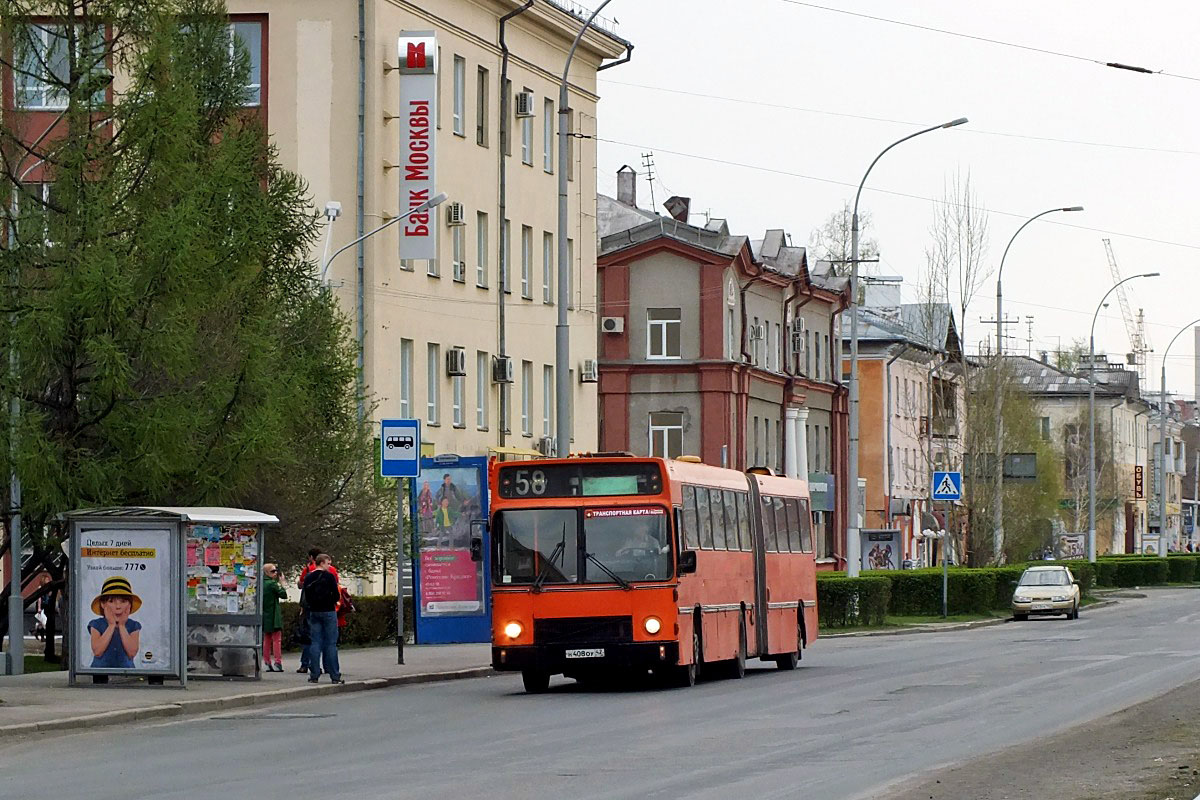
398;31;437;260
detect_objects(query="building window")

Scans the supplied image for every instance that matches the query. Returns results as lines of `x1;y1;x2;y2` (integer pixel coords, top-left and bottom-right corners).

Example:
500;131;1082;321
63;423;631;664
451;224;465;282
727;308;736;359
814;335;821;381
649;412;683;459
520;87;533;165
230;21;263;107
399;259;414;272
543;97;554;172
476;351;489;429
16;23;106;110
753;416;760;465
542;232;554;304
521;360;533;436
476;212;488;287
542;365;553;437
520;225;532;299
502;219;511;293
427;244;439;277
567;238;574;310
426;344;440;424
647;308;681;359
452;366;465;428
399;339;413;418
452;55;465;136
475;66;489;146
1040;416;1051;441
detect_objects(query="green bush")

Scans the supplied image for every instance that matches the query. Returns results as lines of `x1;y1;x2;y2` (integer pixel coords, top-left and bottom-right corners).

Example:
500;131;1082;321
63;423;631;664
280;595;414;651
1107;557;1170;587
1093;560;1118;587
864;568;1007;616
1167;555;1198;583
817;576;891;628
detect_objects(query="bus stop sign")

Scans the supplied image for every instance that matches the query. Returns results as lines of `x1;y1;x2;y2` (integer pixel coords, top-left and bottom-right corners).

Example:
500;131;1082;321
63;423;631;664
380;419;420;478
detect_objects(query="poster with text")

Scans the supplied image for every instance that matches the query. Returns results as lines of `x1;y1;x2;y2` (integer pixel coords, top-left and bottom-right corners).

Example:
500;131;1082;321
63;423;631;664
76;527;175;674
415;465;483;615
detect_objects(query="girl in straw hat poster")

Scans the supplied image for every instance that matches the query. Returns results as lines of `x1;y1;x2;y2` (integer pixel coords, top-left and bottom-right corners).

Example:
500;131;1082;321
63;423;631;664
87;576;144;669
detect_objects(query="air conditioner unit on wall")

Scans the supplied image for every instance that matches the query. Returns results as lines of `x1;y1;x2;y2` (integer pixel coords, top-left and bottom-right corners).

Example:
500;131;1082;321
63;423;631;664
515;90;535;118
600;316;624;334
445;202;465;226
492;355;513;384
580;359;599;383
446;348;467;377
537;436;556;456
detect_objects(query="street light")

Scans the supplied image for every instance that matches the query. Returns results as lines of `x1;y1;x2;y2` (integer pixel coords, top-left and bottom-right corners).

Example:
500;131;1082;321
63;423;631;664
320;193;445;284
846;116;967;577
318;201;343;283
1157;318;1200;552
991;206;1083;563
556;0;617;457
1088;272;1159;562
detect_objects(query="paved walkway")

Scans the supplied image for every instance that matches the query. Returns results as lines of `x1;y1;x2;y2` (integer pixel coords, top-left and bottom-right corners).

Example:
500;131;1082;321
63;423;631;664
0;643;492;736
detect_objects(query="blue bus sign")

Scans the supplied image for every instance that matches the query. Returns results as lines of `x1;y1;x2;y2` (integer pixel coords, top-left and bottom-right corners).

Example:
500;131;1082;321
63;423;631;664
380;419;420;478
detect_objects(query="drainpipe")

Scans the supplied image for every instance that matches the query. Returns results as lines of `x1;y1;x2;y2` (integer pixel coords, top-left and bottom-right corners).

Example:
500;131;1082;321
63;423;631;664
355;0;367;421
497;1;534;448
737;260;768;470
884;343;910;525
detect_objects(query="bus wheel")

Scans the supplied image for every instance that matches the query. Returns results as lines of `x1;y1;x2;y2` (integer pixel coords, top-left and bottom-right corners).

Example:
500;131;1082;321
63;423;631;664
521;669;550;694
776;619;801;671
669;628;700;688
729;618;747;679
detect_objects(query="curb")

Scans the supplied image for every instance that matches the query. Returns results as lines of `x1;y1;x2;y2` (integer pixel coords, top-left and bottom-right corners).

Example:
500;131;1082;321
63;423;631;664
824;597;1120;639
0;666;493;740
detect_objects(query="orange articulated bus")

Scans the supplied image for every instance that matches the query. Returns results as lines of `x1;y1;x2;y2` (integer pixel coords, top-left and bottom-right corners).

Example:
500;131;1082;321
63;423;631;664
482;454;818;693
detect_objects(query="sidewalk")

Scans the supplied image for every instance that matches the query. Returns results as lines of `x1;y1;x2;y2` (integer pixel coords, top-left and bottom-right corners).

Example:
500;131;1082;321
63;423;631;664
0;643;492;739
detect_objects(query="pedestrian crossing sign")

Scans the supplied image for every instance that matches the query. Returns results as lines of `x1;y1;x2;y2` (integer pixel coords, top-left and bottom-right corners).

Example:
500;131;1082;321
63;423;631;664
932;471;962;501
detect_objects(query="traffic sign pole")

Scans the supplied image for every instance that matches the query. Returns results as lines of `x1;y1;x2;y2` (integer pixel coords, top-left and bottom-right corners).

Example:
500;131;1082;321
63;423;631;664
380;419;420;664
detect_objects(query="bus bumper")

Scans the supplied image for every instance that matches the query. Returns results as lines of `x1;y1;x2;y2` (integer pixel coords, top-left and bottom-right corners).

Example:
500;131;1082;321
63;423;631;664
492;642;680;674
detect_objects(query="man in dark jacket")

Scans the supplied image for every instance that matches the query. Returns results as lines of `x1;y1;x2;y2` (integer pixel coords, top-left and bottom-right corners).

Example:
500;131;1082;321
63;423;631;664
301;554;343;684
297;547;340;673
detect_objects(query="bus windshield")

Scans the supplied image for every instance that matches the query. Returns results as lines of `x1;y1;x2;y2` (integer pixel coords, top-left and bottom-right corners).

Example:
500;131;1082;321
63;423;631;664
496;506;671;585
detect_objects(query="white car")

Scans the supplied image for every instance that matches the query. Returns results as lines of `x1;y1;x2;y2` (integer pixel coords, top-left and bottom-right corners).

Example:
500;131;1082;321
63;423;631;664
1012;566;1080;621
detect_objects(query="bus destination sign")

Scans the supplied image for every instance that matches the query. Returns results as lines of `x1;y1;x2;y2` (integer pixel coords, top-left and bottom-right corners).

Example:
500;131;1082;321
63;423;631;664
498;462;663;499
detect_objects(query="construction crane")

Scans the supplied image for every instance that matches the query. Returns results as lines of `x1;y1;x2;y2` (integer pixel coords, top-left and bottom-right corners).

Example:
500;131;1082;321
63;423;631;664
1101;238;1151;383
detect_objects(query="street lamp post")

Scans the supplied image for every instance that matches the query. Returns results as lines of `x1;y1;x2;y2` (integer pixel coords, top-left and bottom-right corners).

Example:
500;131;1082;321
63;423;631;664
321;193;446;284
556;0;616;457
991;206;1082;563
1088;272;1159;562
846;117;967;577
1158;318;1200;552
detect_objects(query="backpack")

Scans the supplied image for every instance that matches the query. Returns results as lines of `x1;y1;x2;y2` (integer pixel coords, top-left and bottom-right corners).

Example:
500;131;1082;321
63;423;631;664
302;571;339;610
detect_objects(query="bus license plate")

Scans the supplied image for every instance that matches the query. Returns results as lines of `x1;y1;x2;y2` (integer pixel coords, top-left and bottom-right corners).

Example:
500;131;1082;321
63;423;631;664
1032;603;1051;610
565;648;605;659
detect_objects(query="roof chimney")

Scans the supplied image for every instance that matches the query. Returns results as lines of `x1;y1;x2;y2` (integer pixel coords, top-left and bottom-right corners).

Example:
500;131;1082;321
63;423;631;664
1040;350;1049;365
617;165;637;207
663;195;690;222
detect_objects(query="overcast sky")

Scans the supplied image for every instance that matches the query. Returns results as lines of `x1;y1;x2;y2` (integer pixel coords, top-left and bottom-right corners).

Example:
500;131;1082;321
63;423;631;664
594;0;1200;399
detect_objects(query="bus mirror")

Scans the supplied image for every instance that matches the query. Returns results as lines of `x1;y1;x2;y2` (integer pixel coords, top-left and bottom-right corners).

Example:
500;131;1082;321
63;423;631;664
678;550;697;574
470;537;483;562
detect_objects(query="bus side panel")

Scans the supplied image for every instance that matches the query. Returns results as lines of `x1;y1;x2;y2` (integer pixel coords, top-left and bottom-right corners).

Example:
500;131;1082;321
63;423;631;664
764;551;816;655
679;550;755;664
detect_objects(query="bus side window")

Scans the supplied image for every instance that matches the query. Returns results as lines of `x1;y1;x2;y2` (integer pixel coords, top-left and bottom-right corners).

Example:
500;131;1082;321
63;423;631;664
696;487;715;549
711;489;729;550
783;498;801;552
681;485;700;550
722;490;739;550
772;496;788;552
798;498;814;553
736;492;751;551
761;495;777;552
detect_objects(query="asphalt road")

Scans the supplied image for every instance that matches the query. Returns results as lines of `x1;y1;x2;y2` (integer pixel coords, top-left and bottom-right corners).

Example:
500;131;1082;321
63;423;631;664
3;590;1198;800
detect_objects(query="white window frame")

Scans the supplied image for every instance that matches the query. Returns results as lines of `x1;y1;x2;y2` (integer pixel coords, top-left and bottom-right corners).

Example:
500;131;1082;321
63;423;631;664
452;368;465;427
475;66;489;147
17;23;106;110
647;308;681;360
542;232;554;303
566;238;574;310
229;21;263;107
476;212;488;288
542;365;553;437
399;339;413;418
520;87;533;165
520;225;532;299
452;55;465;136
502;219;511;293
649;412;684;459
451;224;465;282
476;351;489;429
727;308;735;359
543;97;554;172
521;360;533;436
426;343;440;425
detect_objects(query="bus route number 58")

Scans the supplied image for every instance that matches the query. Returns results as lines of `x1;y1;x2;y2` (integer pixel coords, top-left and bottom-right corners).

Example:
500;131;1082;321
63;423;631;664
514;469;547;496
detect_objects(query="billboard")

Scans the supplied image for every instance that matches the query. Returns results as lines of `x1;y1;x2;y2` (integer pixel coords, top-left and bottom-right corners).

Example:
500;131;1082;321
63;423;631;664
397;31;438;260
75;527;177;674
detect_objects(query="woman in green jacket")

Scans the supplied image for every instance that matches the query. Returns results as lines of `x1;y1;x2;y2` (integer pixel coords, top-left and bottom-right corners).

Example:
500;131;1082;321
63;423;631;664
262;564;288;672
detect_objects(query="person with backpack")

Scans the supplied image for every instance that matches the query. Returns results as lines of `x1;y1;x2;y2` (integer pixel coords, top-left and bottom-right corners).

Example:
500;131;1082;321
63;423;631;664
296;548;340;673
301;553;343;684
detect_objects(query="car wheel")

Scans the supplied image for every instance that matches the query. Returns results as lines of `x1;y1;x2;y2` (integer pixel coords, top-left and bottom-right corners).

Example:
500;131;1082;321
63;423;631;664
1072;603;1080;620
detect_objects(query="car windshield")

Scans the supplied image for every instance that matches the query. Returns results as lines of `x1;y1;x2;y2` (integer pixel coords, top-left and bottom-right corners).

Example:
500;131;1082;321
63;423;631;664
1018;570;1070;586
496;507;670;585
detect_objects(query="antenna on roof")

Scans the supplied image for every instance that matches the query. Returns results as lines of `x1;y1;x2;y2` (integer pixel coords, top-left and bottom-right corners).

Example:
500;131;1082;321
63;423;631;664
641;152;657;210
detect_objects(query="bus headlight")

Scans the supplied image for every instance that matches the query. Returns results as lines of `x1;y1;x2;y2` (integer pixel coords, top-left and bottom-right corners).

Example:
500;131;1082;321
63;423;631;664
643;616;662;635
503;621;523;639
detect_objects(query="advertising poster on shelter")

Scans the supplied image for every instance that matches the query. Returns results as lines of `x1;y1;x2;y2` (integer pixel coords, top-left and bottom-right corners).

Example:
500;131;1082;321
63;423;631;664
415;466;483;615
76;527;174;673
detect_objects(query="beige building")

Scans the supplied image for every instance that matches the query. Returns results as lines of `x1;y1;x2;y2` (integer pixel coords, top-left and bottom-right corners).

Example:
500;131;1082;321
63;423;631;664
225;0;629;457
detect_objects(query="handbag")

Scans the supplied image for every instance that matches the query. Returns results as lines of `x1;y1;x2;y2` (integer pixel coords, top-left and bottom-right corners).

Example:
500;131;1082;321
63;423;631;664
291;610;312;646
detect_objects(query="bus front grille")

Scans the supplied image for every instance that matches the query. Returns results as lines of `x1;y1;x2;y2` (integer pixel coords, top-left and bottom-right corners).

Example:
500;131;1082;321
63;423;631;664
534;616;632;645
